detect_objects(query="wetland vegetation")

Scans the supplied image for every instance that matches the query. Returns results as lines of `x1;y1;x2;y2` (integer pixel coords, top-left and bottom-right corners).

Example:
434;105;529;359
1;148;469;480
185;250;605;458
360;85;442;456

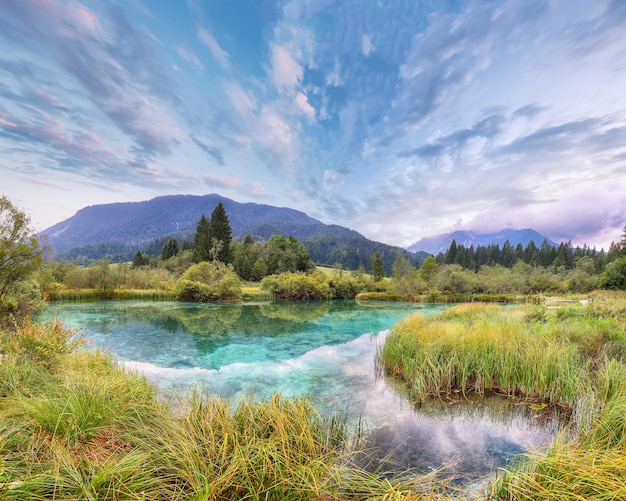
2;195;626;499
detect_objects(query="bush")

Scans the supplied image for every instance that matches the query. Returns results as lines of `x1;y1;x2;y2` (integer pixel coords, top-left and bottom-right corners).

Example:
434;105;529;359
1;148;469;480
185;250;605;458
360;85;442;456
601;256;626;290
175;261;242;301
261;272;332;299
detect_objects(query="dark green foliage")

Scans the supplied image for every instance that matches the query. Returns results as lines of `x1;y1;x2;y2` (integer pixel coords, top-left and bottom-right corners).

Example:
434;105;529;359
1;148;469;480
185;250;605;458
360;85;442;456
208;202;232;264
0;197;44;326
370;252;385;281
160;237;179;260
192;203;233;264
193;214;212;263
233;235;314;280
132;250;150;268
435;236;610;276
601;256;626;290
0;196;43;301
305;235;425;274
264;235;314;275
231;235;258;280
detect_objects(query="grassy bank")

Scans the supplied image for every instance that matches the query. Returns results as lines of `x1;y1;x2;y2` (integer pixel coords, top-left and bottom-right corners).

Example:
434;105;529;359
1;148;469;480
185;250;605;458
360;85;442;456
0;318;448;500
46;286;274;302
380;291;626;499
357;292;522;303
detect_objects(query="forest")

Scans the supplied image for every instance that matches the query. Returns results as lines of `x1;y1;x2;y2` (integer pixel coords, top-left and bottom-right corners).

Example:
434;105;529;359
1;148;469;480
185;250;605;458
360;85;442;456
11;198;618;303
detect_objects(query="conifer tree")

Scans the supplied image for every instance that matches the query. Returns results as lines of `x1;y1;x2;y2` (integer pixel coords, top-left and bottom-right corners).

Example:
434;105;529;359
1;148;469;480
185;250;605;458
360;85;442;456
208;202;232;264
160;237;179;260
193;214;212;262
370;251;385;281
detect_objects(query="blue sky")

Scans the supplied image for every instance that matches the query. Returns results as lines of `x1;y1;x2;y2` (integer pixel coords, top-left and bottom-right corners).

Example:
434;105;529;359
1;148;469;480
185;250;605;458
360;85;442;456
1;0;625;250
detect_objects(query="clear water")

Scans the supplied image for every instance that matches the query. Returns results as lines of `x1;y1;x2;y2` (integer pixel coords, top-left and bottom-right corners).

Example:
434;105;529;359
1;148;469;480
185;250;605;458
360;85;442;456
41;300;559;487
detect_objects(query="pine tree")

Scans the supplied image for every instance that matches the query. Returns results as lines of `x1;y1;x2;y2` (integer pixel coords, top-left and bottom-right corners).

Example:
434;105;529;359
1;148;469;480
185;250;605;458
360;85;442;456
370;251;385;281
161;238;179;260
132;250;150;268
208;202;232;264
193;215;212;263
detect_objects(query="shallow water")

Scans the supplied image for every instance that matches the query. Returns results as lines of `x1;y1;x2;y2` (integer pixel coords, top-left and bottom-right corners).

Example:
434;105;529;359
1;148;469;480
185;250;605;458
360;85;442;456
41;300;559;488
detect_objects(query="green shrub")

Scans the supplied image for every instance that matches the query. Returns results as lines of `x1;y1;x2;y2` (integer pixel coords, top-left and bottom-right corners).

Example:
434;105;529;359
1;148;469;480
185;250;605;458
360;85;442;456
261;272;333;299
175;261;242;301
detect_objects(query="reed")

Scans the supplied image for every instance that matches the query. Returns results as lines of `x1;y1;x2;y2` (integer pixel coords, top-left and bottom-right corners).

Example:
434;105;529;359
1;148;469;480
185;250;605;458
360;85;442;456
47;288;175;301
381;304;587;405
492;441;626;500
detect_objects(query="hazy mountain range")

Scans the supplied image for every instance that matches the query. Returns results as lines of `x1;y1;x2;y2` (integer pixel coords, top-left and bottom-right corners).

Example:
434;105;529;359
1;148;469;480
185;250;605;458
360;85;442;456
41;194;429;272
41;194;557;269
407;229;558;255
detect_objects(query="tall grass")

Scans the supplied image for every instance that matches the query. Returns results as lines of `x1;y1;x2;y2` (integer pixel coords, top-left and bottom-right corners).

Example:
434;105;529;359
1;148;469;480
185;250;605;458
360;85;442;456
380;303;587;406
46;289;175;301
0;318;452;500
376;292;626;501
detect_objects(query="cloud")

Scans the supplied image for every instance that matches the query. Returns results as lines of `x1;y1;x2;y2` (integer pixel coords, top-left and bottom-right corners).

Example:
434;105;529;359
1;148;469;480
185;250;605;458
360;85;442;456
295;92;315;120
513;104;546;119
257;103;297;173
203;175;266;198
0;108;170;186
361;34;373;56
176;46;204;70
0;0;182;158
198;27;230;68
191;135;225;165
498;118;604;156
325;58;343;86
399;113;505;159
271;43;303;90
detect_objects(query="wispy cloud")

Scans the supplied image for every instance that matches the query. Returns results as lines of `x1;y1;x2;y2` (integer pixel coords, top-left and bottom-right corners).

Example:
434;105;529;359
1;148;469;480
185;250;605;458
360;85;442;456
176;46;204;70
198;27;230;68
191;135;224;165
203;175;266;198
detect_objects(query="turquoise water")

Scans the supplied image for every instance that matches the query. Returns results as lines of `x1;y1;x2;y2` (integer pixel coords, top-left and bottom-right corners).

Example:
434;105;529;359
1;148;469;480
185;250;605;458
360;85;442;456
41;300;559;486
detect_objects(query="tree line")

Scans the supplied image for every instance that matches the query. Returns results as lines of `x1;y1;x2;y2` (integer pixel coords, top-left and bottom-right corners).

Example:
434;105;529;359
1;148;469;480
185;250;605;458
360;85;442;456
2;195;625;314
434;238;617;272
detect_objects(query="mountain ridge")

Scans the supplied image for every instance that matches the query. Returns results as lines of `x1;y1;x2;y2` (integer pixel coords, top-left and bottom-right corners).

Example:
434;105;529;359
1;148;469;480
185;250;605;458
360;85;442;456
407;228;558;255
41;194;427;272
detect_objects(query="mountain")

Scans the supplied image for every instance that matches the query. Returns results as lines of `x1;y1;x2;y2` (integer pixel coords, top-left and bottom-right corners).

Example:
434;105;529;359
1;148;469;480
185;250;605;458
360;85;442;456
42;194;320;255
41;194;427;272
407;229;558;255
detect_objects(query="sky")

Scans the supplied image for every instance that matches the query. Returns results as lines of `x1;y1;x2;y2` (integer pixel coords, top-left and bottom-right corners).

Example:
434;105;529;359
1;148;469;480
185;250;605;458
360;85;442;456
1;0;625;251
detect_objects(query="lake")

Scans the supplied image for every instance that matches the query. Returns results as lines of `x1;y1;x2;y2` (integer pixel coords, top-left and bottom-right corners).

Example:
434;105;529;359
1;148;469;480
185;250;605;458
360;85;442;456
41;300;559;488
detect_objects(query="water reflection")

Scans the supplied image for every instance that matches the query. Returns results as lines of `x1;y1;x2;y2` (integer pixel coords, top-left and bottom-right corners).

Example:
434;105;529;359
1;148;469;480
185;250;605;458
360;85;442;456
40;300;559;488
355;394;559;485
